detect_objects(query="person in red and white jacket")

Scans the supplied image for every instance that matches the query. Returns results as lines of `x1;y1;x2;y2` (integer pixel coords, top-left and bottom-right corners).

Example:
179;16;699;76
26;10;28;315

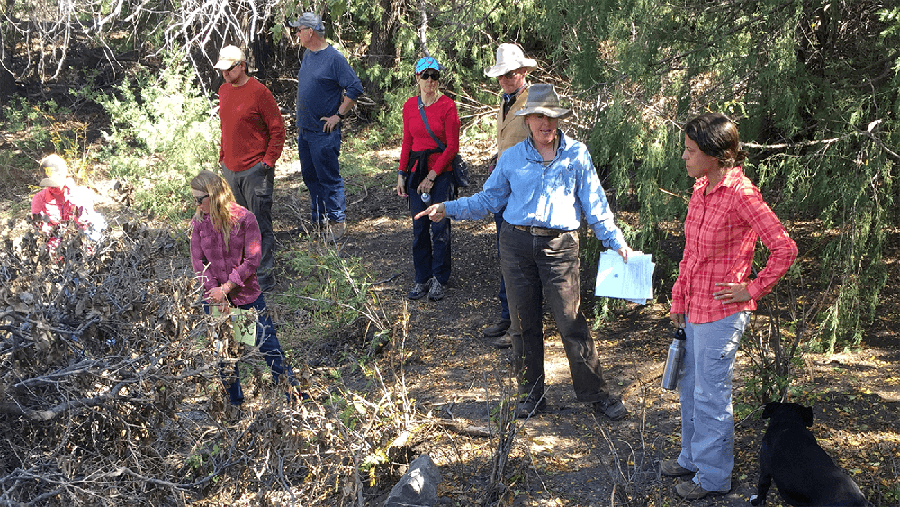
30;154;105;254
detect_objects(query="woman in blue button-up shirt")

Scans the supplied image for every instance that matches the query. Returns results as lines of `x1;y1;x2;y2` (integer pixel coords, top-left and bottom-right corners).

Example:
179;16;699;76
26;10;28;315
417;84;632;421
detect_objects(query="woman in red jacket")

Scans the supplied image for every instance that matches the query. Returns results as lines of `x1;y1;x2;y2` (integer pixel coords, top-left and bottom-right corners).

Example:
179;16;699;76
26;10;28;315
395;57;460;302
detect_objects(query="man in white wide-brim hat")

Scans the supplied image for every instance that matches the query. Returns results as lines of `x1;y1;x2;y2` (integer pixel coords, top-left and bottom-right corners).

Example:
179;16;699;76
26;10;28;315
484;43;537;155
416;84;633;422
480;43;538;348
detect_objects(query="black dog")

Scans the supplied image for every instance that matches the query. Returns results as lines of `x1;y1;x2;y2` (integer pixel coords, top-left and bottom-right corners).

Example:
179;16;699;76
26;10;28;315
750;402;869;507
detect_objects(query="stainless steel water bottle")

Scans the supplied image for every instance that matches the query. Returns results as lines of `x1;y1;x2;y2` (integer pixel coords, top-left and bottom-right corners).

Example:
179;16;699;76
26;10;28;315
661;328;686;390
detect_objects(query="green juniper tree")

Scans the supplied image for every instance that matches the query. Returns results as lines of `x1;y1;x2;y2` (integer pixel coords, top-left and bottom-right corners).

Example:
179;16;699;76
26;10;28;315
542;0;899;352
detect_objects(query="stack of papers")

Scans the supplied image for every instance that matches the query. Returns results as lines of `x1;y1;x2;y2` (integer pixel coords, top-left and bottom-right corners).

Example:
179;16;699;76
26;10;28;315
594;250;655;304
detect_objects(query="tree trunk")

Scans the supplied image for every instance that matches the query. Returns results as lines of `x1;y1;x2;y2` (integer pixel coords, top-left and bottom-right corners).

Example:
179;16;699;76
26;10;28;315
367;0;403;69
416;0;427;56
363;0;404;103
0;64;14;101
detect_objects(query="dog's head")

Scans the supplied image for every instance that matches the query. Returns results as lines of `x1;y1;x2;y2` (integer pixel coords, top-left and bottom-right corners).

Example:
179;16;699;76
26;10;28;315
761;402;814;427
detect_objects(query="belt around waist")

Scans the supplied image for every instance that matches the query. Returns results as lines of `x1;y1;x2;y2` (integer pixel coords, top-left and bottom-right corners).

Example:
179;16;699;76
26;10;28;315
513;224;568;237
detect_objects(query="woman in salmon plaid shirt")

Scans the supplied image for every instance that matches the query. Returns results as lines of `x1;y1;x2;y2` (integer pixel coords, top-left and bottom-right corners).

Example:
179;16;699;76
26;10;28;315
661;113;798;500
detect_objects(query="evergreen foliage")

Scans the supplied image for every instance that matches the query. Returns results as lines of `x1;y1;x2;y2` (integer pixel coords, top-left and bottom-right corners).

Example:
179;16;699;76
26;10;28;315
79;54;219;219
1;0;897;349
542;0;900;351
334;0;546;135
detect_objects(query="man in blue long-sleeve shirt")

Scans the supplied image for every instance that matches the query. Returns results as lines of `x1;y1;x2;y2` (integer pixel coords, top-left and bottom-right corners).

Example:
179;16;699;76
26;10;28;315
416;84;632;420
290;12;363;240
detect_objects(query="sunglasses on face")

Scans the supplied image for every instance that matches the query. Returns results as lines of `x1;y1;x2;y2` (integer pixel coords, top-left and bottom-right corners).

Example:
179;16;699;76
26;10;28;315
498;70;518;80
419;71;440;81
222;61;240;72
193;194;209;205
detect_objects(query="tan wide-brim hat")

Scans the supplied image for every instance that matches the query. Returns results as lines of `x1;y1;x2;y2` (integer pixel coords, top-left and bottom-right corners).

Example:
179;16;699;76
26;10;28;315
514;84;572;119
39;154;69;188
213;45;245;70
484;43;537;78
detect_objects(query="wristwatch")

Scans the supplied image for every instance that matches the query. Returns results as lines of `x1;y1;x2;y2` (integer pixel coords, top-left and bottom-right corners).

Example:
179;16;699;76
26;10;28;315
337;112;346;120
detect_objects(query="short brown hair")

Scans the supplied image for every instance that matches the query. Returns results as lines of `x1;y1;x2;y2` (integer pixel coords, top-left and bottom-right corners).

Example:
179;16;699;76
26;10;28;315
684;113;748;167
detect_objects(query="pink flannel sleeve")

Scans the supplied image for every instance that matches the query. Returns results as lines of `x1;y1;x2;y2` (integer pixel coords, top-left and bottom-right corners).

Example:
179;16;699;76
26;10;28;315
670;263;688;314
189;220;216;293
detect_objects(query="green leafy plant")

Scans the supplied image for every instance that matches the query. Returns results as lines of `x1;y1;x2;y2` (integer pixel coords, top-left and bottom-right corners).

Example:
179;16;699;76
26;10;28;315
591;297;627;330
77;52;219;220
739;265;824;405
885;482;900;504
185;443;222;471
276;246;371;342
741;322;805;405
0;95;85;161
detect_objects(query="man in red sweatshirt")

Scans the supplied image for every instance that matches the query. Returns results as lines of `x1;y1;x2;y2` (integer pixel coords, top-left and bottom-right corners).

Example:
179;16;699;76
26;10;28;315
215;45;285;293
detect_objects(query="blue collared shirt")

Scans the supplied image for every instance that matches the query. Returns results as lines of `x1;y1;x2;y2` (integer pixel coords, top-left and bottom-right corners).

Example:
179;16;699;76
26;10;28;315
443;131;626;251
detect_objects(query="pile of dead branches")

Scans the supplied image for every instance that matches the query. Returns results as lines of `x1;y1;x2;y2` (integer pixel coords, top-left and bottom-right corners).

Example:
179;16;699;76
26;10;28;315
0;220;416;506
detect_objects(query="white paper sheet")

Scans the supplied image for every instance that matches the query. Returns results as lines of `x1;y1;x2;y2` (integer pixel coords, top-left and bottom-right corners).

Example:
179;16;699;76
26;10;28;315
594;250;655;304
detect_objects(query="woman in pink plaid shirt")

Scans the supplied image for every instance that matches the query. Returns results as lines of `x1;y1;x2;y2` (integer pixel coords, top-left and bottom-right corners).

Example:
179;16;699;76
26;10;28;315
190;170;299;406
661;113;798;500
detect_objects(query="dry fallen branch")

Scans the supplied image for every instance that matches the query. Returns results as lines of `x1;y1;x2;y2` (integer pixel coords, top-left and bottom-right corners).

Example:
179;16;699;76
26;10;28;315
0;217;422;506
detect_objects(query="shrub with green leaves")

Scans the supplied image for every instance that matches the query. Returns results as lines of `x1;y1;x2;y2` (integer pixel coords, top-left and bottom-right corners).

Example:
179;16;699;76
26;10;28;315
0;95;86;163
276;246;371;343
542;0;900;351
78;53;219;220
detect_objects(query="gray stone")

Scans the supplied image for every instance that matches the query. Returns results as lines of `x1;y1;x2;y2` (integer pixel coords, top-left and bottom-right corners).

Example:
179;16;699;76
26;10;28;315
383;454;442;507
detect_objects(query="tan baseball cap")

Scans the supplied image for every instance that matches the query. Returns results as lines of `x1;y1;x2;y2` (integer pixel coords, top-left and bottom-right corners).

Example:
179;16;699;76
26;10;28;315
213;45;244;70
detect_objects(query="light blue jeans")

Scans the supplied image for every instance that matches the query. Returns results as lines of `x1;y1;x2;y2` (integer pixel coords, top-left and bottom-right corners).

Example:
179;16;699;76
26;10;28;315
677;311;750;492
